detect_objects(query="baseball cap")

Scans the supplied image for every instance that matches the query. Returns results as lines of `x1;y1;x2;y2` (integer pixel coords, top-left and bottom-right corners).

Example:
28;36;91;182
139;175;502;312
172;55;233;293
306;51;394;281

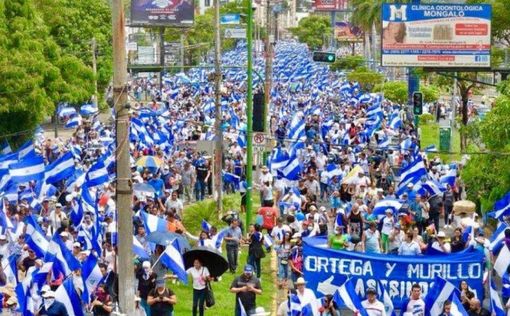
73;242;81;248
244;264;254;273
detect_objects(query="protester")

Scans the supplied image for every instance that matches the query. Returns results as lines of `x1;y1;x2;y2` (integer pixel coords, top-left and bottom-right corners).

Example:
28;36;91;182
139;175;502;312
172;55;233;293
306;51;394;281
38;290;68;316
401;284;425;316
230;265;262;316
136;261;157;316
225;218;242;273
360;287;385;316
147;279;177;316
247;224;265;279
186;259;210;316
90;284;114;316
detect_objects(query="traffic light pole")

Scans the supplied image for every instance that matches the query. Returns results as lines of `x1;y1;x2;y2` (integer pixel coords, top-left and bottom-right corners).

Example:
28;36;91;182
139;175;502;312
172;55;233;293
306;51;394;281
246;0;254;228
408;67;420;128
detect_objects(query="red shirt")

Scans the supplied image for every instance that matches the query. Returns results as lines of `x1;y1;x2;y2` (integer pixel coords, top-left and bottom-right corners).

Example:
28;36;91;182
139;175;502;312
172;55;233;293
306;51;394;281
258;207;278;230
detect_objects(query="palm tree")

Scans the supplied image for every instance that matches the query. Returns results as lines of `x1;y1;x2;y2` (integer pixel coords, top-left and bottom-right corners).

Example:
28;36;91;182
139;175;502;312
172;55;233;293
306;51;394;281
350;0;411;67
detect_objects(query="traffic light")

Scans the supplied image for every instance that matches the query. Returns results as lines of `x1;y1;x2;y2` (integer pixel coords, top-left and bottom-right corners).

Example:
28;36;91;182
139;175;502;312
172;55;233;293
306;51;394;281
413;92;423;115
312;51;336;63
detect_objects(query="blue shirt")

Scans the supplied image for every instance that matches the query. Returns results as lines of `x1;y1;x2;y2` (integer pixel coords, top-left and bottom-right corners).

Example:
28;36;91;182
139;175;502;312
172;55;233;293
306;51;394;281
148;178;165;197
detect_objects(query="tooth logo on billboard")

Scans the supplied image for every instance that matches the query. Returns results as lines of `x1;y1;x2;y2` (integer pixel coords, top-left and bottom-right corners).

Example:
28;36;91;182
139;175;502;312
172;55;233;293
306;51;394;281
389;5;408;21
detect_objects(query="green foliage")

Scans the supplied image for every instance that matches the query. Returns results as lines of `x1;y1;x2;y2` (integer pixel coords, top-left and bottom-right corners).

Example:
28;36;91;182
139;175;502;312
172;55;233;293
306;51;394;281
330;55;365;71
478;95;510;150
347;67;383;91
0;0;94;141
289;15;330;50
373;81;407;104
35;0;112;106
461;94;510;210
373;81;440;104
420;113;434;124
422;85;440;103
467;0;510;46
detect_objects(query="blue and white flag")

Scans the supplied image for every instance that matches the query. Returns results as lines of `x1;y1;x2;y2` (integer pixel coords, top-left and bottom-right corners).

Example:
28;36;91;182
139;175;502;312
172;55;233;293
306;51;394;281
332;278;368;316
263;234;273;250
288;294;302;316
0;140;12;155
490;222;508;254
397;155;427;194
25;216;49;258
424;277;459;316
65;114;82;129
55;278;85;316
140;211;168;234
159;239;187;284
421;179;446;197
133;236;150;259
490;279;506;316
281;152;301;181
80;104;98;116
9;155;45;183
238;298;248;316
323;163;342;181
270;147;290;171
377;281;395;316
201;219;212;232
45;234;82;276
17;140;36;160
2;254;18;285
450;294;469;316
488;191;510;220
440;168;456;187
288;116;306;141
494;244;510;277
45;151;76;184
389;114;402;130
85;159;109;187
377;135;390;148
81;253;103;303
372;198;402;216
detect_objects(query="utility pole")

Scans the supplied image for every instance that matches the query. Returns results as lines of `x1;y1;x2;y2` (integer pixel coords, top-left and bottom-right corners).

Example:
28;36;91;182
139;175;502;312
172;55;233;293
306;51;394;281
91;37;98;106
264;0;272;127
213;0;223;214
159;27;165;98
246;0;254;227
111;0;134;314
180;34;185;73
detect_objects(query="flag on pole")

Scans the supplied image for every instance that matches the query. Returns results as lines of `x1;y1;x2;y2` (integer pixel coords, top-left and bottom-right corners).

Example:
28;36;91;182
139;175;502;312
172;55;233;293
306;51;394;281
160;239;187;284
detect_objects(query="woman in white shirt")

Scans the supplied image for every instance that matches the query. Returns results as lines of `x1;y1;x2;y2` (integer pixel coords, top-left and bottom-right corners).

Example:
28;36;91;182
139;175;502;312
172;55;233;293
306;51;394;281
186;259;211;316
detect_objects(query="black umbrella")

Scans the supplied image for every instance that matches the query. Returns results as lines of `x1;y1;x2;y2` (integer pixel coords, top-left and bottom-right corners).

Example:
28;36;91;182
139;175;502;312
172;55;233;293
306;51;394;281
183;247;228;277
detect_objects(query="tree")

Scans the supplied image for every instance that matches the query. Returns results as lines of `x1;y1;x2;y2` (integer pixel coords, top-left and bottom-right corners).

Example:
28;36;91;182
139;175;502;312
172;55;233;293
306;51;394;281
373;81;440;104
347;67;384;90
461;90;510;210
330;55;365;72
35;0;112;105
0;0;94;143
289;16;330;50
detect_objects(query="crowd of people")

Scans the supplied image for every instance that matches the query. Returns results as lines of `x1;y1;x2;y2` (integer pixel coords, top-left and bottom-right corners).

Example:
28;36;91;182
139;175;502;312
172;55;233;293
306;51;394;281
0;40;507;316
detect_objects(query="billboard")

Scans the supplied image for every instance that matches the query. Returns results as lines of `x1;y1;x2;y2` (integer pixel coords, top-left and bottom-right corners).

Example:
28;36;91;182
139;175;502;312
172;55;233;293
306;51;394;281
314;0;348;11
335;21;363;42
381;4;491;68
220;14;240;25
131;0;194;27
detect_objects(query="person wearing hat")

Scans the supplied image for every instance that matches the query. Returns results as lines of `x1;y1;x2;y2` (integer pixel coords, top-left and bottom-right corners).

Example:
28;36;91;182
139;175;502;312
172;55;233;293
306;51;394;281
137;261;157;316
38;290;68;316
230;264;262;316
295;277;317;309
258;166;273;204
49;203;68;232
147;279;177;316
360;287;385;316
430;231;451;254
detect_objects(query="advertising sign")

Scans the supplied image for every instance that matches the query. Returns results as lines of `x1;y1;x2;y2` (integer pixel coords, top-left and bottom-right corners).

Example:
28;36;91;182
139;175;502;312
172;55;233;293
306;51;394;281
220;14;241;25
303;237;484;308
335;21;363;42
131;0;194;27
313;0;348;11
224;28;246;39
381;4;491;68
137;46;156;64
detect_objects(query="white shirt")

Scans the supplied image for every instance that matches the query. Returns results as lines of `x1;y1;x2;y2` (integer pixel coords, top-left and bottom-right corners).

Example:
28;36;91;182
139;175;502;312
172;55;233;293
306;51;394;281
399;241;421;256
361;299;386;316
186;266;210;290
431;241;451;253
403;298;425;316
259;172;273;185
381;217;394;235
296;288;318;316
